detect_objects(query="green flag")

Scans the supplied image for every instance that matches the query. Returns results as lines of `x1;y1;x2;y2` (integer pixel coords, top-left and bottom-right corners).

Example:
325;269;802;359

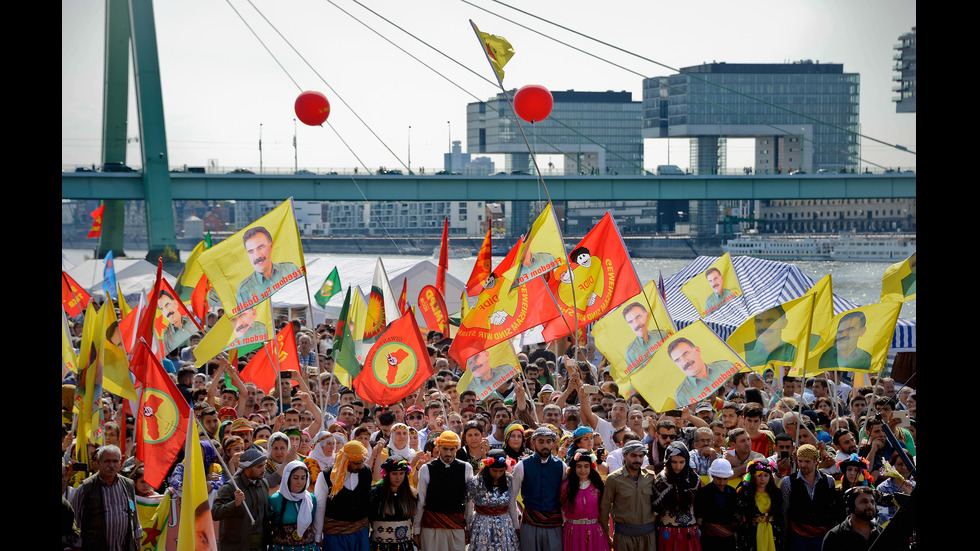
332;287;362;380
315;267;342;308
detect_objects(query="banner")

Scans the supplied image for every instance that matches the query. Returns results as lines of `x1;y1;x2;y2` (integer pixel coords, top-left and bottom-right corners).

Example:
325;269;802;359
197;199;306;316
681;253;744;318
136;493;173;551
594;279;677;382
457;340;520;401
808;302;902;374
727;294;815;376
193;300;273;367
880;252;916;303
541;213;642;341
629;321;744;411
353;313;434;406
177;415;217;550
103;250;119;301
87;204;105;238
418;284;450;335
436;217;449;297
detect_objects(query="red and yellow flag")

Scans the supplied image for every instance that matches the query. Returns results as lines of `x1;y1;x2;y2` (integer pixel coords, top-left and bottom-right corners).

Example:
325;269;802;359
471;21;515;84
241;322;301;394
364;258;401;341
448;239;561;365
155;278;203;355
467;229;494;297
135;340;190;488
541;213;642;342
87;204;105;238
353;313;434;406
62;271;92;317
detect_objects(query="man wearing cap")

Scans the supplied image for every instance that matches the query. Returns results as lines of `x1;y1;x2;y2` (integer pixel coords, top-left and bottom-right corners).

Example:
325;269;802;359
414;431;473;551
213;447;270;551
313;440;374;551
600;440;658;550
780;443;837;551
510;426;566;551
695;458;738;551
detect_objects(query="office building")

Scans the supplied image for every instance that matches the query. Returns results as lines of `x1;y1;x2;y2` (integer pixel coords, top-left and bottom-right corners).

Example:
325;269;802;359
467;90;643;175
643;61;860;174
893;27;916;113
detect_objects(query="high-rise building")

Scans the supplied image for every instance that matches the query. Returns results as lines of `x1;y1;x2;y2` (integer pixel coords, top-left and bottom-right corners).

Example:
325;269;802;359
893;27;916;113
642;61;860;174
467;90;643;175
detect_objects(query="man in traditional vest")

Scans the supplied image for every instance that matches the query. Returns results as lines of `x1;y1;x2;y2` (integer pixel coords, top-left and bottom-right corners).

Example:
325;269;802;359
414;431;473;551
313;440;373;551
511;426;566;551
780;443;838;551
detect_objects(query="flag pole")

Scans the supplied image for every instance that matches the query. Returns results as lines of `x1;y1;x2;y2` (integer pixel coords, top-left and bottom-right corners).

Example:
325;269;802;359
193;415;257;525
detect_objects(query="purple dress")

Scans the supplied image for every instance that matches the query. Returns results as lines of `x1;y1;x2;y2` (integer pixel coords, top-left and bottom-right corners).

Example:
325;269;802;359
561;479;610;551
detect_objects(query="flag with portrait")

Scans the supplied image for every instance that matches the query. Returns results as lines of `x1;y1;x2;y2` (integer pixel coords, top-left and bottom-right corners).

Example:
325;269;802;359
727;293;815;375
193;300;273;367
880;252;916;303
457;340;520;401
197;199;306;316
806;302;902;374
593;279;676;383
680;253;744;318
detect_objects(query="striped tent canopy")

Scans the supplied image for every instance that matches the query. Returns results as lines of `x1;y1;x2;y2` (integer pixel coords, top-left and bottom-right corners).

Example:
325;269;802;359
661;255;915;351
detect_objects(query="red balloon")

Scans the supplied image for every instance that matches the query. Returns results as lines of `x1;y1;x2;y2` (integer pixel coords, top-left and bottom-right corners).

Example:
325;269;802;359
513;85;553;123
295;91;331;126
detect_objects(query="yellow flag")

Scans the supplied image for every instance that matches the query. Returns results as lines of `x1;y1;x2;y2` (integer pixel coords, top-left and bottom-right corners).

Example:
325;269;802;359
880;252;916;303
177;239;208;290
727;294;814;377
460;290;471;319
594;279;676;383
457;340;520;401
101;297;138;401
197;199;306;316
504;202;567;290
472;22;515;83
629;320;745;411
194;301;273;368
177;416;217;551
136;493;172;551
806;274;835;352
62;308;78;378
681;253;744;318
117;283;132;317
75;302;106;443
807;302;902;374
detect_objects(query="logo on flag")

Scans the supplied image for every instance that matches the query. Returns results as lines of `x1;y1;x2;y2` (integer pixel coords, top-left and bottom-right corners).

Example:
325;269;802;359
372;343;418;388
139;388;181;444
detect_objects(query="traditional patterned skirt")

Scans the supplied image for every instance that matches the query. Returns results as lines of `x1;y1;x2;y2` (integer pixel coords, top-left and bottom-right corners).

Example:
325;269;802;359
370;519;413;551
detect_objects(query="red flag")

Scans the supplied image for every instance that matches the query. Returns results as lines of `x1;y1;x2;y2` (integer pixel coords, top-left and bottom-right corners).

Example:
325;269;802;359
62;271;92;317
134;340;190;488
87;204;105;238
136;260;163;358
417;284;450;335
241;323;301;393
448;238;561;365
155;278;203;355
466;229;493;297
397;278;409;315
437;217;449;297
541;213;642;342
190;273;211;327
353;313;434;406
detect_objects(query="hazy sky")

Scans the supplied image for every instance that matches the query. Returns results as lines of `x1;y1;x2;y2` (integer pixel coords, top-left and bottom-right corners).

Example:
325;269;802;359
63;0;916;173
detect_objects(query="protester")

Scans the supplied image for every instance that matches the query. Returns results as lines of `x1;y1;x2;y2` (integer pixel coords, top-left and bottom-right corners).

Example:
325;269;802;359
467;449;520;551
71;445;143;551
512;426;566;551
735;459;783;551
651;441;702;549
369;457;417;551
599;440;658;550
695;459;738;551
212;447;270;551
560;449;608;551
414;431;471;551
268;460;317;551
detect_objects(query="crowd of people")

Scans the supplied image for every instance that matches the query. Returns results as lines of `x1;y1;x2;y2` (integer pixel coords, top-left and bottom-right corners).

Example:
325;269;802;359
61;314;916;551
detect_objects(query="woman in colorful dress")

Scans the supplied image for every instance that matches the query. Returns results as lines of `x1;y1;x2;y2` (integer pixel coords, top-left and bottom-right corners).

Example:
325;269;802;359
734;459;783;551
651;441;702;551
466;449;520;551
559;448;608;551
268;460;318;551
369;457;417;551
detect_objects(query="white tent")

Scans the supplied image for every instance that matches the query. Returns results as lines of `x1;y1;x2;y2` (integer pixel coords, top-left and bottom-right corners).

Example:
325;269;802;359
271;256;466;327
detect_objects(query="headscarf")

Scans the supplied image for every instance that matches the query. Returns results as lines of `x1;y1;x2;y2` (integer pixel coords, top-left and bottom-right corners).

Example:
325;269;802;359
837;453;873;489
267;432;290;471
503;424;527;461
387;423;417;462
433;430;461;449
238;448;267;470
742;458;778;486
652;441;699;512
307;431;336;470
567;426;594;460
279;460;314;536
380;457;412;478
217;420;233;443
329;441;368;497
622;440;646;456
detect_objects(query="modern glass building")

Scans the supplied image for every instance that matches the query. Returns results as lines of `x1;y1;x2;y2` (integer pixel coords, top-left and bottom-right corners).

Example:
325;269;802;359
466;90;643;176
893;28;916;113
642;61;860;174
